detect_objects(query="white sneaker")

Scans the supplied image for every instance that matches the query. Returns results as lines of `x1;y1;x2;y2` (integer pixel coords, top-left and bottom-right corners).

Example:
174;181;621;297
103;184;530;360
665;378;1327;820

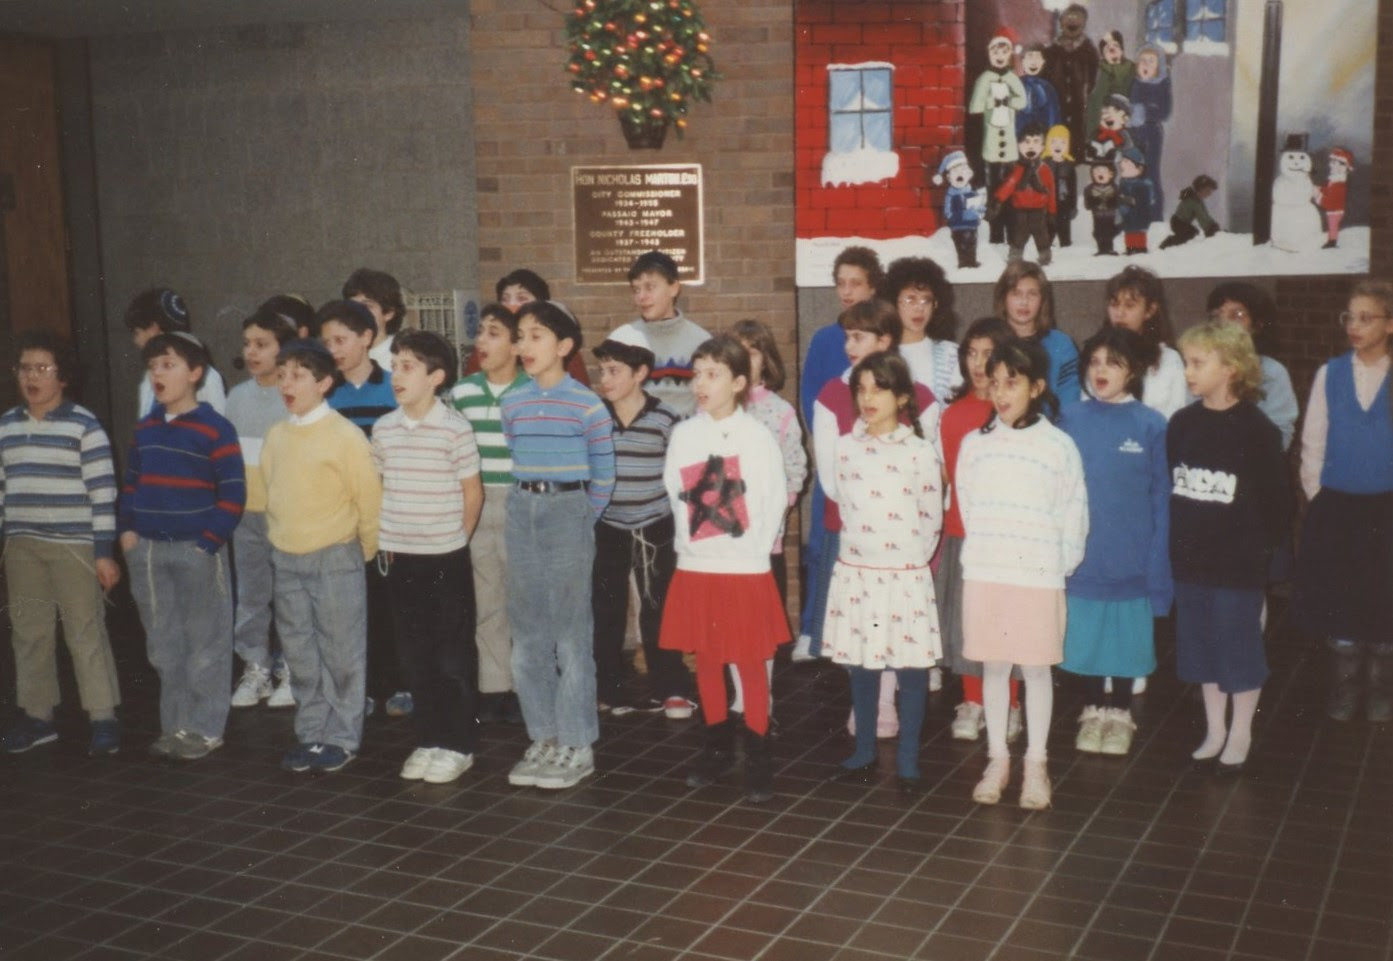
423;749;474;784
663;697;697;720
951;701;984;740
266;673;295;708
929;667;943;692
1075;706;1104;753
1019;758;1052;810
1133;676;1148;695
535;745;595;790
508;740;556;787
230;664;271;707
1098;708;1136;756
791;634;815;662
400;747;438;780
1006;704;1023;743
972;756;1011;805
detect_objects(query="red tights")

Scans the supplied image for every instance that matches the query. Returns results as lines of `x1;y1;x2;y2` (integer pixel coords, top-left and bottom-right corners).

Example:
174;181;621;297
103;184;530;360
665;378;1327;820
695;654;769;735
962;673;1019;707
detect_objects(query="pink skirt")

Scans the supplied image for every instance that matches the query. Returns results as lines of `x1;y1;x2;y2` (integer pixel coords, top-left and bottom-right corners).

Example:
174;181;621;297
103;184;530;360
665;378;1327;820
659;570;790;662
962;580;1066;666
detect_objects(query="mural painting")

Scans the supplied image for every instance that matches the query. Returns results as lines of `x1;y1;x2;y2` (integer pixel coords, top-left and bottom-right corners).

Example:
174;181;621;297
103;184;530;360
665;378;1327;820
795;0;1374;286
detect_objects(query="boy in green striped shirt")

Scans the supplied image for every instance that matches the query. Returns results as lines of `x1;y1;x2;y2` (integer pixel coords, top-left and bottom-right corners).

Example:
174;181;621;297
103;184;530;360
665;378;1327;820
451;304;528;723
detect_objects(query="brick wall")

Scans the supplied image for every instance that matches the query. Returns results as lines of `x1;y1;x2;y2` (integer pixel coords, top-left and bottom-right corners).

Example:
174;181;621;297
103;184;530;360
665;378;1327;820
88;16;479;445
468;0;801;615
795;0;965;239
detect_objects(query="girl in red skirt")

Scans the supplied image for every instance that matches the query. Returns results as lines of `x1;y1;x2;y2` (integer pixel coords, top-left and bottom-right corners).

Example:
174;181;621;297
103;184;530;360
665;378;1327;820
660;335;789;802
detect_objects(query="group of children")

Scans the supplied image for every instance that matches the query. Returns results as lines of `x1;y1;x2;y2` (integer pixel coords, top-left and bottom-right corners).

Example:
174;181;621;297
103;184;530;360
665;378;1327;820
3;244;1390;812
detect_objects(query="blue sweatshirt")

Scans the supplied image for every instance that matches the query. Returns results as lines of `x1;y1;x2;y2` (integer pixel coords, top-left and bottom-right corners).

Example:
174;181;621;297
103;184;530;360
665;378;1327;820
1060;398;1172;614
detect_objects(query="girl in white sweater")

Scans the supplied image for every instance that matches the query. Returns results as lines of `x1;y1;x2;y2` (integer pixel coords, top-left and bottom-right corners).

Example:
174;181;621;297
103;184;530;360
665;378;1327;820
659;335;788;803
958;338;1088;810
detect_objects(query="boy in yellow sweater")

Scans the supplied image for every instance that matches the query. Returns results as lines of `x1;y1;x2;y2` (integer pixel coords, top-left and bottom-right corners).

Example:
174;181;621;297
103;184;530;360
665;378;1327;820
260;340;382;773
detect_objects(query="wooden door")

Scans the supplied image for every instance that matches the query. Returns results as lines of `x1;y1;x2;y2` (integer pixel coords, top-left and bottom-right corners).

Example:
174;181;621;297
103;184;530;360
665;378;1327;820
0;35;71;412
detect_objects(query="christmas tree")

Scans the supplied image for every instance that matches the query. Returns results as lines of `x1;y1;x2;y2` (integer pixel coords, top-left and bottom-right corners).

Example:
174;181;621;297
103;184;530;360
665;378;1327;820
564;0;718;138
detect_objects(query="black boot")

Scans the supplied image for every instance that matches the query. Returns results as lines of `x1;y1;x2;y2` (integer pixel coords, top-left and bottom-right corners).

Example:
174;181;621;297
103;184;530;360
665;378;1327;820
686;719;736;787
1327;644;1363;722
742;726;773;803
1367;648;1392;723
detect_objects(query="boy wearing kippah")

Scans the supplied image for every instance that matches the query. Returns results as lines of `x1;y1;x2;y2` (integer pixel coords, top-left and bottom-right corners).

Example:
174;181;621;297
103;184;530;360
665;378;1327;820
261;339;381;774
590;324;693;717
123;287;227;417
120;332;245;761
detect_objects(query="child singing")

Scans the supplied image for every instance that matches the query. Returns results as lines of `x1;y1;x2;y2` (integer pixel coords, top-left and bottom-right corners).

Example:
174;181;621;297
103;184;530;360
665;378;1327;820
660;335;788;803
959;338;1088;809
823;352;943;795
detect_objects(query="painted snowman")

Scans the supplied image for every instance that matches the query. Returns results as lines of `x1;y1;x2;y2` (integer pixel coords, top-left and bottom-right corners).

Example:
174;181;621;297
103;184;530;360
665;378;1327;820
1270;132;1322;252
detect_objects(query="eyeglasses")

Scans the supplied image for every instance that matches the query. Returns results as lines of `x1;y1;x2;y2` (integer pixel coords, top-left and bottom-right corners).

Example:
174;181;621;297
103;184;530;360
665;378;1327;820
1208;308;1249;323
1339;311;1391;328
897;295;935;309
13;363;57;378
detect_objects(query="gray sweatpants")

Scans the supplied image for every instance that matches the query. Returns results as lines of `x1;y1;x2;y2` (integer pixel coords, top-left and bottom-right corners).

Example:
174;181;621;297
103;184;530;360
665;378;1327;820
128;538;234;739
273;541;367;752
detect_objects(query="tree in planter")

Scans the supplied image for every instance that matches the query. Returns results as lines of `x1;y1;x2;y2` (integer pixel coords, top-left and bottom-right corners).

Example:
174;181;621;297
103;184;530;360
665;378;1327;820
565;0;718;145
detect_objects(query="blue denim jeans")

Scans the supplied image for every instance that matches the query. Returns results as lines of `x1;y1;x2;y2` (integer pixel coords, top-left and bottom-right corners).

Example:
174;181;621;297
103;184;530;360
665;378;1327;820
128;539;233;739
273;542;367;752
507;488;599;749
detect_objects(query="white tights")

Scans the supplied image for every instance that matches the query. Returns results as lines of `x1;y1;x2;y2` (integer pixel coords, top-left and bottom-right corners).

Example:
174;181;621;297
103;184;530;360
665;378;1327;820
1193;683;1261;764
984;661;1052;761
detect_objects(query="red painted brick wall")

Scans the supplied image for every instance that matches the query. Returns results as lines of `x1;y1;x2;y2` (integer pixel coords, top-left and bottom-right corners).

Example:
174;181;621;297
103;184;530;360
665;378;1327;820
795;0;966;239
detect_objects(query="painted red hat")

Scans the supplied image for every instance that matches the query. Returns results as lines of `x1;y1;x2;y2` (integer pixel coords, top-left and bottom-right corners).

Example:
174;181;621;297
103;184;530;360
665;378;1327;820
1329;147;1354;169
989;27;1022;54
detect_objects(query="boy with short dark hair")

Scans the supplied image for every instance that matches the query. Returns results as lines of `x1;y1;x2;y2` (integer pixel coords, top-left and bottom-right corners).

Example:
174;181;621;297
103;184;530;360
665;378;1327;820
452;303;528;724
120;332;245;761
621;250;708;418
374;329;484;783
0;331;123;756
319;298;406;716
590;325;693;717
261;339;382;773
795;246;884;661
502;301;615;790
124;287;228;417
342;267;407;369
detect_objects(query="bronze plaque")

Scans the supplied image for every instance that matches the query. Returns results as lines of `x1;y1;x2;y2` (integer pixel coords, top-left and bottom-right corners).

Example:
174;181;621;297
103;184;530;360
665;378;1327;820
572;164;704;285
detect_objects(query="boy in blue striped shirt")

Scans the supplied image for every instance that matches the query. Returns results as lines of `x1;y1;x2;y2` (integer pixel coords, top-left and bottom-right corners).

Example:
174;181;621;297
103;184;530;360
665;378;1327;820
501;301;615;789
589;325;693;718
0;332;123;756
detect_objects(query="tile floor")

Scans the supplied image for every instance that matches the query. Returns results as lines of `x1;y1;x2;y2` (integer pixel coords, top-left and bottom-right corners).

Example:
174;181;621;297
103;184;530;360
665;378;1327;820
1;600;1390;961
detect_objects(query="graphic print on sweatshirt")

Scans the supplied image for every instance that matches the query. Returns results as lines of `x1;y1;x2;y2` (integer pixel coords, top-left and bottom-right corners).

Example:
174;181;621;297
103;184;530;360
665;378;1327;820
678;454;749;540
1172;462;1237;504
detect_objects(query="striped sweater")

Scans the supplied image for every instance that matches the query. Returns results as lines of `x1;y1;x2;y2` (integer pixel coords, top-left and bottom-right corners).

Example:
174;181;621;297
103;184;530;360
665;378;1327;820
450;370;528;487
501;375;616;518
0;401;118;558
371;400;481;554
601;393;678;530
118;403;246;553
328;362;396;438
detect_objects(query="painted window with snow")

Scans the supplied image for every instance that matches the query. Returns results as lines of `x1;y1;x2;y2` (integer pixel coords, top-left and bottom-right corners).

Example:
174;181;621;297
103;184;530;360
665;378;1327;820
1145;0;1178;53
1186;0;1227;46
822;63;899;187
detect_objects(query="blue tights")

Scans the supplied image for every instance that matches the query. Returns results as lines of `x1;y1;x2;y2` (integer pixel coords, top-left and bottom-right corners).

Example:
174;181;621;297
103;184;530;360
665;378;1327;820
844;666;927;778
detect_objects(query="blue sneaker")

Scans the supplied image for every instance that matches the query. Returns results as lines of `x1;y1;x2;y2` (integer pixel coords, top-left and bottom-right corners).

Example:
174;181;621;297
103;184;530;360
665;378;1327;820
2;715;58;753
385;691;414;717
88;719;121;756
305;743;354;773
281;742;317;772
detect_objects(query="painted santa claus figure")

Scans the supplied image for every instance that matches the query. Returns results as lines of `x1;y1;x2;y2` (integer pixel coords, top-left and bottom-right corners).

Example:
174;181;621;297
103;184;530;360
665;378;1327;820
1314;147;1354;249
